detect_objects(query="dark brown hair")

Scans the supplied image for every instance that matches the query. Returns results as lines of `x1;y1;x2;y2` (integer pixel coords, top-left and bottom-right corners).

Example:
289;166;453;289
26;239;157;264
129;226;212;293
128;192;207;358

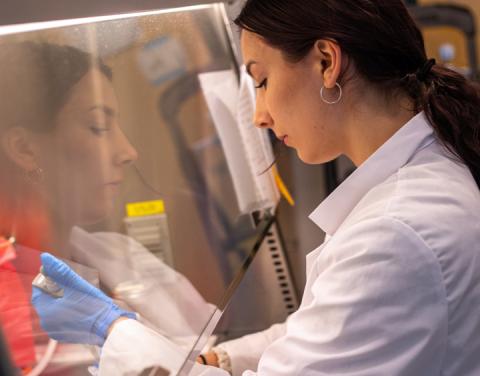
0;41;112;132
235;0;480;187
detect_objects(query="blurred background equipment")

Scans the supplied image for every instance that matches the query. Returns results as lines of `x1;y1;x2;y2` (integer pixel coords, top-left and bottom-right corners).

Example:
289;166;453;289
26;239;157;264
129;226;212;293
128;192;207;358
408;3;478;79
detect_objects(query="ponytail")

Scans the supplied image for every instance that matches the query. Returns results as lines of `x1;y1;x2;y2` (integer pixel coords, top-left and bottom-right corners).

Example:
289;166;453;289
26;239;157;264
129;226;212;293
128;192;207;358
404;63;480;187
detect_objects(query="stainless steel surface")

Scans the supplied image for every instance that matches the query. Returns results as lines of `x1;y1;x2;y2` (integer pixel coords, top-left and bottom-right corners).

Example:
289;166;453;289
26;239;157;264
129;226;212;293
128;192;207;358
263;222;299;315
215;222;300;339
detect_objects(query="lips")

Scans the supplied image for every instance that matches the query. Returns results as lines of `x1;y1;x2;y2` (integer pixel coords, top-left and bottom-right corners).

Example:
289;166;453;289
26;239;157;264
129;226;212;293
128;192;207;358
277;135;289;145
105;180;123;187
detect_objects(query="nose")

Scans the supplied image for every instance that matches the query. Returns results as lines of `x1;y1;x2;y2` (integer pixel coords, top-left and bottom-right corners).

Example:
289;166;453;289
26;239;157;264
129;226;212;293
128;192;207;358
114;129;138;166
253;93;273;129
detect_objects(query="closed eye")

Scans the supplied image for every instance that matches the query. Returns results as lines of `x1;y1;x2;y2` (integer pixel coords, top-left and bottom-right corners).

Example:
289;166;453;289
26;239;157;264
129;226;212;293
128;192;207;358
255;78;268;90
90;124;110;136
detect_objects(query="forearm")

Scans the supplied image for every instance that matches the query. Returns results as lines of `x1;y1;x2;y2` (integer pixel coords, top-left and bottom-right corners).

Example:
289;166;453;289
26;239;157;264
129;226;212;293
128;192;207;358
101;319;191;375
196;322;287;376
218;322;286;375
197;351;219;367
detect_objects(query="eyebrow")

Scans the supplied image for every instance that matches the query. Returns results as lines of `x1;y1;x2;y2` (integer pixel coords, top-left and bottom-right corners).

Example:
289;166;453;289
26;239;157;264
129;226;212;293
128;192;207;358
88;105;115;117
245;61;257;77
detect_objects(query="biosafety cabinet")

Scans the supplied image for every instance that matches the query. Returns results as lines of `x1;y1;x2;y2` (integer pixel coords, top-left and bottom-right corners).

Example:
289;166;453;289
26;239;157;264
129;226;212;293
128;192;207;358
0;1;300;375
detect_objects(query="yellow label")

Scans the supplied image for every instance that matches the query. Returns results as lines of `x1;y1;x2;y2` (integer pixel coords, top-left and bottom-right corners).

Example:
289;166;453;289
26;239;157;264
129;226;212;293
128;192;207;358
126;200;165;217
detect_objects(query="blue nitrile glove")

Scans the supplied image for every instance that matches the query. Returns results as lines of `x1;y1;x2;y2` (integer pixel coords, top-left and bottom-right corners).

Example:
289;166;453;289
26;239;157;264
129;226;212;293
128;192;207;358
31;253;136;346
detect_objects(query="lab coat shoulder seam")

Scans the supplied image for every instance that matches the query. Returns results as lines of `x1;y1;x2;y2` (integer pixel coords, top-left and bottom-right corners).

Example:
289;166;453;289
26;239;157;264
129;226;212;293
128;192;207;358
380;215;449;305
379;215;450;370
382;169;401;216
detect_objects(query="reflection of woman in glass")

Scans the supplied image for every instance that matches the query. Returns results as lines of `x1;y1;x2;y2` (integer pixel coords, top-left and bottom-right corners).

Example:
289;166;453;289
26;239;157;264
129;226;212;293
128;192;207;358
0;42;212;374
0;42;138;254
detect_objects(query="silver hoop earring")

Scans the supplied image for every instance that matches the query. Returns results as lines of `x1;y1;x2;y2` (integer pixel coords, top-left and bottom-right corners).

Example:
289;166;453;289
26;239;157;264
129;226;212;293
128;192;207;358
320;82;343;105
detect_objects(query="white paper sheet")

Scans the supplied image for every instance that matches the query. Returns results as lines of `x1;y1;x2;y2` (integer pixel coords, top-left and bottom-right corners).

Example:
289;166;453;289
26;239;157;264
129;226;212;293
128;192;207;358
198;67;279;214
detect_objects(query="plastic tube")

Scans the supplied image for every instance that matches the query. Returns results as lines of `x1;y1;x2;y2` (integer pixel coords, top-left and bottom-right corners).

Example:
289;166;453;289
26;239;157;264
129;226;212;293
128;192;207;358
26;339;57;376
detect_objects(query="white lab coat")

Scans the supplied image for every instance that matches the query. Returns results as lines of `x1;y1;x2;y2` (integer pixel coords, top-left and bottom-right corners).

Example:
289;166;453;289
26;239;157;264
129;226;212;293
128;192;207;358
99;112;480;375
71;227;216;346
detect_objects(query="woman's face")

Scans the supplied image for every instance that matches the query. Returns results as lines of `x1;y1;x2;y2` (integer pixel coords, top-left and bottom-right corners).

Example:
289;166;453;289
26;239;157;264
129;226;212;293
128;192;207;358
241;31;346;164
34;68;138;225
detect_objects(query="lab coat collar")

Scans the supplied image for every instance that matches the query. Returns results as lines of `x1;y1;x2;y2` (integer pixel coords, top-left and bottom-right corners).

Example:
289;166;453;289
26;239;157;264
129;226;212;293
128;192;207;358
309;112;434;235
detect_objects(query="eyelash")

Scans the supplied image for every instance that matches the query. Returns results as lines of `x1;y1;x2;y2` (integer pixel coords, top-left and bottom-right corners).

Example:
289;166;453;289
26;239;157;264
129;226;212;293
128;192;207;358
255;78;268;90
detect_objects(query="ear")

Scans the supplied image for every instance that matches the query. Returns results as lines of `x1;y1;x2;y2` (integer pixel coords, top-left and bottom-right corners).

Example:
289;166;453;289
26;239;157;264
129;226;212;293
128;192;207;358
312;39;343;89
1;127;39;171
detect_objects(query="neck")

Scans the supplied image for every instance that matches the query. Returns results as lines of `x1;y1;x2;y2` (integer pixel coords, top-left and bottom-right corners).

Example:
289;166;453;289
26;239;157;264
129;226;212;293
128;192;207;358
342;89;415;166
47;211;74;259
0;181;75;259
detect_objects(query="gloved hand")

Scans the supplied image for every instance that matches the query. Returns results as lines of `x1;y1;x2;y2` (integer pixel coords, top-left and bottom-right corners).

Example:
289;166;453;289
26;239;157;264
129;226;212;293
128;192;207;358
31;253;136;346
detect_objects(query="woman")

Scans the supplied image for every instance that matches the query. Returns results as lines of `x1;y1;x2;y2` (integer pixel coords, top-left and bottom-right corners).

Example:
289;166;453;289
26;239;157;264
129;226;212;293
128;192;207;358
0;42;213;375
33;0;480;375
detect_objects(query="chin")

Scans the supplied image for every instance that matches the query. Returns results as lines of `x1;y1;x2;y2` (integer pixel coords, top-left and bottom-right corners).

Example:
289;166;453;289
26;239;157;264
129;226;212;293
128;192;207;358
297;150;335;165
77;203;111;226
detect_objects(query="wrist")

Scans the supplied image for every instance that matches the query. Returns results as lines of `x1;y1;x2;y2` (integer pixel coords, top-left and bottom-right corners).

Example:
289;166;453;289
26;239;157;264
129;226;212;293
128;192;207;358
107;316;130;336
96;307;136;343
211;346;232;374
197;351;219;367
